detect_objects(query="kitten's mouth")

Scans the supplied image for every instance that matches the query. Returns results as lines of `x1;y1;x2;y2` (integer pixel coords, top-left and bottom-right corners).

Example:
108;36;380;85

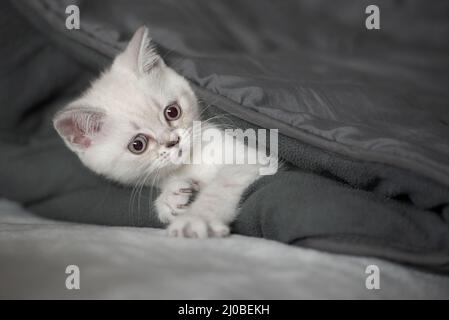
160;144;188;169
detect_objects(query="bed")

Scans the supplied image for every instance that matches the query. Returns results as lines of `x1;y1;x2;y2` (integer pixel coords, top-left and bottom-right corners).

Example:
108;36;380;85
2;199;448;299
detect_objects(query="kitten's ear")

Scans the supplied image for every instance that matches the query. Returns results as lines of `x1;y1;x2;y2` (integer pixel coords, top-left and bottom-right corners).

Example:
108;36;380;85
117;26;164;75
53;107;105;151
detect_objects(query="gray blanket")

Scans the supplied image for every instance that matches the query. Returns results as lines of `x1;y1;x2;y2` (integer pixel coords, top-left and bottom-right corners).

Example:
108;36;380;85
1;0;449;273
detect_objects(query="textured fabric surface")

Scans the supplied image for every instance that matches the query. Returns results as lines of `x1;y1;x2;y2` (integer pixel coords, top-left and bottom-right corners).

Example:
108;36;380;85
1;199;448;299
1;0;449;273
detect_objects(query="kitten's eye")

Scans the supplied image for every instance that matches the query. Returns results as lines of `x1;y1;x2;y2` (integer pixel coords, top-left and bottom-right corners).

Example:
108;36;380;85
128;134;148;154
164;102;182;121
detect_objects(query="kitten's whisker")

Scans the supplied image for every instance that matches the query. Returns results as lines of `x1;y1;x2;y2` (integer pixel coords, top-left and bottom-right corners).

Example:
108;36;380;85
147;159;164;217
200;114;235;129
197;99;222;120
128;162;149;224
135;160;161;224
129;170;149;224
129;175;144;225
128;159;160;225
203;113;238;129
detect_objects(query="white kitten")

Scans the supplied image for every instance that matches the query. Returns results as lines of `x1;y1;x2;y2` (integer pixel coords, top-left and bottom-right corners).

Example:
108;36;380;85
53;26;272;238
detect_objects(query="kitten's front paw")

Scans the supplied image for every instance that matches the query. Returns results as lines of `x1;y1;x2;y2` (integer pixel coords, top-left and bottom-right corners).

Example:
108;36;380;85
208;220;230;238
155;179;198;224
167;215;209;239
167;216;230;239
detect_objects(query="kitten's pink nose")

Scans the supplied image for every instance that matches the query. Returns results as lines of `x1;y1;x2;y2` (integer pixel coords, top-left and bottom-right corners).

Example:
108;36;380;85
165;135;180;148
159;131;180;148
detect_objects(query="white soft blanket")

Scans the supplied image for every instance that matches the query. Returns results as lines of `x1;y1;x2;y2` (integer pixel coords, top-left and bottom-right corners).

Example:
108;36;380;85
0;200;448;299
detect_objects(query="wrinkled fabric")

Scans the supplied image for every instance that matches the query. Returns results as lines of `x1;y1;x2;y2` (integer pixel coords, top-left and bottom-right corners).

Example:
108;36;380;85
61;0;449;186
1;0;449;273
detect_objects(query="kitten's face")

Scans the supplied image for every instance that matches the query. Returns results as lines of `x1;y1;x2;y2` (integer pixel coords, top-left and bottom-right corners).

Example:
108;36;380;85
54;27;199;184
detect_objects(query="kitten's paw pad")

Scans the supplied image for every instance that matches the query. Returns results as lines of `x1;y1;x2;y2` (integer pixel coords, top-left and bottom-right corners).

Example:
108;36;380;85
167;216;208;239
208;220;230;238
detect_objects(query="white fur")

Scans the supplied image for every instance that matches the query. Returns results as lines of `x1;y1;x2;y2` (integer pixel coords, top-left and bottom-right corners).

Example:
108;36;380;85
54;27;264;238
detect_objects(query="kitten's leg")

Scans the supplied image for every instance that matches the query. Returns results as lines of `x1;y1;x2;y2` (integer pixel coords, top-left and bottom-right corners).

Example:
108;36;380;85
167;166;260;238
155;178;199;224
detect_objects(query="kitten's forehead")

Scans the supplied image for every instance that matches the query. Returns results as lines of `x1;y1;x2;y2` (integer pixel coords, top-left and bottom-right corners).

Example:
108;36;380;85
85;68;161;115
